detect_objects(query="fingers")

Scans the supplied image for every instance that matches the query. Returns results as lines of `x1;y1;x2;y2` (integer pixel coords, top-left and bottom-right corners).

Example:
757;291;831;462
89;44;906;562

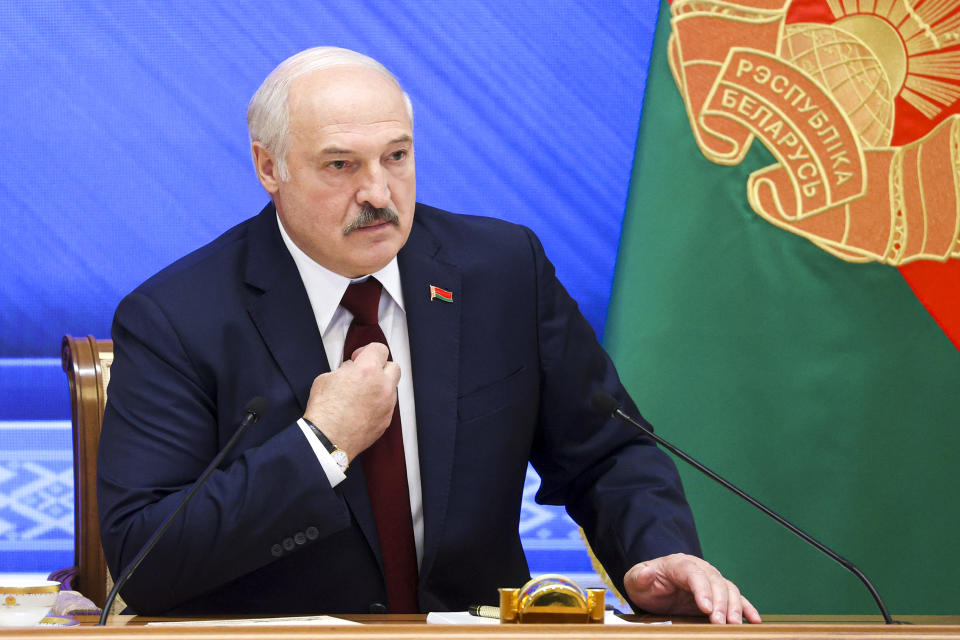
689;565;739;624
302;341;400;458
708;574;730;624
350;341;389;364
741;594;762;624
383;361;401;387
676;559;721;620
720;580;763;624
624;562;656;591
702;574;758;625
622;554;759;624
662;554;756;625
350;343;400;387
717;579;739;624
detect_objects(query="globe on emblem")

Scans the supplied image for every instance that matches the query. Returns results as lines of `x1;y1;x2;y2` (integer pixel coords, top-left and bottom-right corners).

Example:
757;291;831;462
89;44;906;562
781;23;894;148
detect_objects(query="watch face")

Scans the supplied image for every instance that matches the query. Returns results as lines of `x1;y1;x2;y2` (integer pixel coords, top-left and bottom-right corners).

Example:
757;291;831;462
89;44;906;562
332;449;349;470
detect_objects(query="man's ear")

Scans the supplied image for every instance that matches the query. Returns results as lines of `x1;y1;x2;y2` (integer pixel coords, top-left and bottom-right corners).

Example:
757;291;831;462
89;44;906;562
252;142;281;194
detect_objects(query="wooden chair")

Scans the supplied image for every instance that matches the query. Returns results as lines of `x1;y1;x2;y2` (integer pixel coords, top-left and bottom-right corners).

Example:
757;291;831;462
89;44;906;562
50;335;115;610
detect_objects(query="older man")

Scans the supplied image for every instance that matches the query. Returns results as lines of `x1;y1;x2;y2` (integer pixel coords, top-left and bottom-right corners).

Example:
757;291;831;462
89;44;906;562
98;47;759;624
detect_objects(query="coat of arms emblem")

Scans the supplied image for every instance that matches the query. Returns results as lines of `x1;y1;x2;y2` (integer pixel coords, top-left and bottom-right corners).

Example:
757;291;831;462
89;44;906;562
669;0;960;265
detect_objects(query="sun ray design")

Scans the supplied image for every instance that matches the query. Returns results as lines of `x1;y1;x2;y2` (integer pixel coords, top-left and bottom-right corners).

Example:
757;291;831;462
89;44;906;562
889;4;910;29
905;75;960;105
821;0;960;119
875;0;899;21
906;14;960;53
914;0;959;28
902;87;943;117
902;0;942;48
910;51;960;80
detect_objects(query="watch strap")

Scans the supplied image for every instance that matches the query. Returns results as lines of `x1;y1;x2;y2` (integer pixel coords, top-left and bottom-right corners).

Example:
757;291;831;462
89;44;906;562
302;418;335;454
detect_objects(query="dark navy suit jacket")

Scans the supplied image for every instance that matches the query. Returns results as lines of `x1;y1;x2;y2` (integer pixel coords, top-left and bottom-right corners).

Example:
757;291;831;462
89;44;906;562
97;203;700;615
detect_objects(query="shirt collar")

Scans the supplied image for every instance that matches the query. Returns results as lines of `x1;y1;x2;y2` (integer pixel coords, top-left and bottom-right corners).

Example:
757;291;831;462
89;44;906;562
277;214;405;335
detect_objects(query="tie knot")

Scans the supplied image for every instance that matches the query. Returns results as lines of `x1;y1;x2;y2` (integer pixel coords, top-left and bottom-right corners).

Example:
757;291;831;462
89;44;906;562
341;278;382;325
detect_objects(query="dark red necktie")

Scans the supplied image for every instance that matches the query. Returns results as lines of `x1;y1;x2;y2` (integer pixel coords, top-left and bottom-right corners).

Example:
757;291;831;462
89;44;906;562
340;278;419;613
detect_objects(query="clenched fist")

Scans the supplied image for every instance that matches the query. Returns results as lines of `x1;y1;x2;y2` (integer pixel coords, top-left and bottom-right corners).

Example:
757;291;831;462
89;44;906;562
302;342;400;459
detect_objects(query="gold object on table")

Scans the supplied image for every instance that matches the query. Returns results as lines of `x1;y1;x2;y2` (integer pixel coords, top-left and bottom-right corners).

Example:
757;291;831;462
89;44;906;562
498;574;605;623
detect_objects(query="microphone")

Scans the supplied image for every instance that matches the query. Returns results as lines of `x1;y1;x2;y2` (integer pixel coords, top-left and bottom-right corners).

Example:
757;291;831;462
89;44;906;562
591;391;901;625
98;396;269;625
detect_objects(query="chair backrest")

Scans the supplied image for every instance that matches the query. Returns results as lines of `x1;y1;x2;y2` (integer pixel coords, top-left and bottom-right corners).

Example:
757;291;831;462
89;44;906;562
61;335;113;609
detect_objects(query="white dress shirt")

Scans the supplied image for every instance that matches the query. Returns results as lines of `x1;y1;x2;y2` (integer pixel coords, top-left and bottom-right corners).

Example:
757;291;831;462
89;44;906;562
277;216;424;566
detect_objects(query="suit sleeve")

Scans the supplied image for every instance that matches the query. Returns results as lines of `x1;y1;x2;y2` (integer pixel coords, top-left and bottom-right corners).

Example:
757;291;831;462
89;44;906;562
521;228;703;602
97;291;349;614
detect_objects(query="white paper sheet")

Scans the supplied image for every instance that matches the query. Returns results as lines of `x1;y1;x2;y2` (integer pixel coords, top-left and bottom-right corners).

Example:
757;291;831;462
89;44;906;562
426;611;499;624
146;615;361;626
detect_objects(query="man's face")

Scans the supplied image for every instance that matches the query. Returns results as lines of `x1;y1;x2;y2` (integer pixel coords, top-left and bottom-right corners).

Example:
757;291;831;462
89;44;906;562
253;66;416;278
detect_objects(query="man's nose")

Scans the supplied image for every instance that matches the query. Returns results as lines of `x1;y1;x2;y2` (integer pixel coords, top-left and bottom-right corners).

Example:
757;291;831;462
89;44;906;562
356;166;391;209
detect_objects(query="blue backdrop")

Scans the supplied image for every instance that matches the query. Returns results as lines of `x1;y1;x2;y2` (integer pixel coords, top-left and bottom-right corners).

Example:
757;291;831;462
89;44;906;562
0;0;658;591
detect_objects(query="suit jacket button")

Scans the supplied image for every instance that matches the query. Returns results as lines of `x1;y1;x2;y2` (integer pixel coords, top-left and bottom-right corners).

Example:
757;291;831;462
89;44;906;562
305;526;319;540
369;602;387;614
282;537;295;551
270;544;283;557
294;532;306;545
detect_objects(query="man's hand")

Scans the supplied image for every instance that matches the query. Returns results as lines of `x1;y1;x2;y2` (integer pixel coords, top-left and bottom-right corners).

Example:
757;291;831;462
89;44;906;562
623;553;761;624
302;342;400;459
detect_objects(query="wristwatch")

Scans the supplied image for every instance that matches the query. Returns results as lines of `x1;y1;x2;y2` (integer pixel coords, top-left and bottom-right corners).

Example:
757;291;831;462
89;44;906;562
302;418;350;472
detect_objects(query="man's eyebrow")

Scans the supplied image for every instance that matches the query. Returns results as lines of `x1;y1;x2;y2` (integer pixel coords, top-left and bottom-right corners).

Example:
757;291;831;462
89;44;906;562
317;136;412;156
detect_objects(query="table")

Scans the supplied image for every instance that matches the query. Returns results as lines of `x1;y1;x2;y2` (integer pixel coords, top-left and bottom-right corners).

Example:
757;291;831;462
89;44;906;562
1;614;958;639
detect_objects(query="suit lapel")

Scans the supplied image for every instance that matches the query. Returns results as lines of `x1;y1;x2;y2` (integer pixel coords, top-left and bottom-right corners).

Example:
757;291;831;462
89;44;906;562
398;212;460;582
244;206;329;411
243;204;382;568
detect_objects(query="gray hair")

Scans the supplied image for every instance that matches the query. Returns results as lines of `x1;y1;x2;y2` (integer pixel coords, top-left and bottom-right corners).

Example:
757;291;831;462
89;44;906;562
247;46;413;181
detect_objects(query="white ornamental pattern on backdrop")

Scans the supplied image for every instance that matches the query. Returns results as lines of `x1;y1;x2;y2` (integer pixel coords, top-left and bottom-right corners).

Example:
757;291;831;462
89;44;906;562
0;423;73;560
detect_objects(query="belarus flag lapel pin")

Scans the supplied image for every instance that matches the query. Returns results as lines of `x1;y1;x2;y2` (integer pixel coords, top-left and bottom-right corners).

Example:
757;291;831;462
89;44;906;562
429;285;453;303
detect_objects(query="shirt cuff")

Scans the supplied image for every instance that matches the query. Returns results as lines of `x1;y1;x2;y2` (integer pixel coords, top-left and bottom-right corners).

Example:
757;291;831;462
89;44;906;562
297;419;347;487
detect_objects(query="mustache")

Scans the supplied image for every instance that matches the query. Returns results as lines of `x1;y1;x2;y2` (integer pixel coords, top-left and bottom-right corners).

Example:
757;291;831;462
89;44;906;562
343;204;400;235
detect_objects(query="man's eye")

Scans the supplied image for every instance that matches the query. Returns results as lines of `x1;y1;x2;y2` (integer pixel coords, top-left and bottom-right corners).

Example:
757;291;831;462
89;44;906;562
328;160;348;170
389;150;407;162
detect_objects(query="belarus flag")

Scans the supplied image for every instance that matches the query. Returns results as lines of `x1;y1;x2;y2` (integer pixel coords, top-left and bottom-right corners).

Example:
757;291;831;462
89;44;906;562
604;0;960;616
